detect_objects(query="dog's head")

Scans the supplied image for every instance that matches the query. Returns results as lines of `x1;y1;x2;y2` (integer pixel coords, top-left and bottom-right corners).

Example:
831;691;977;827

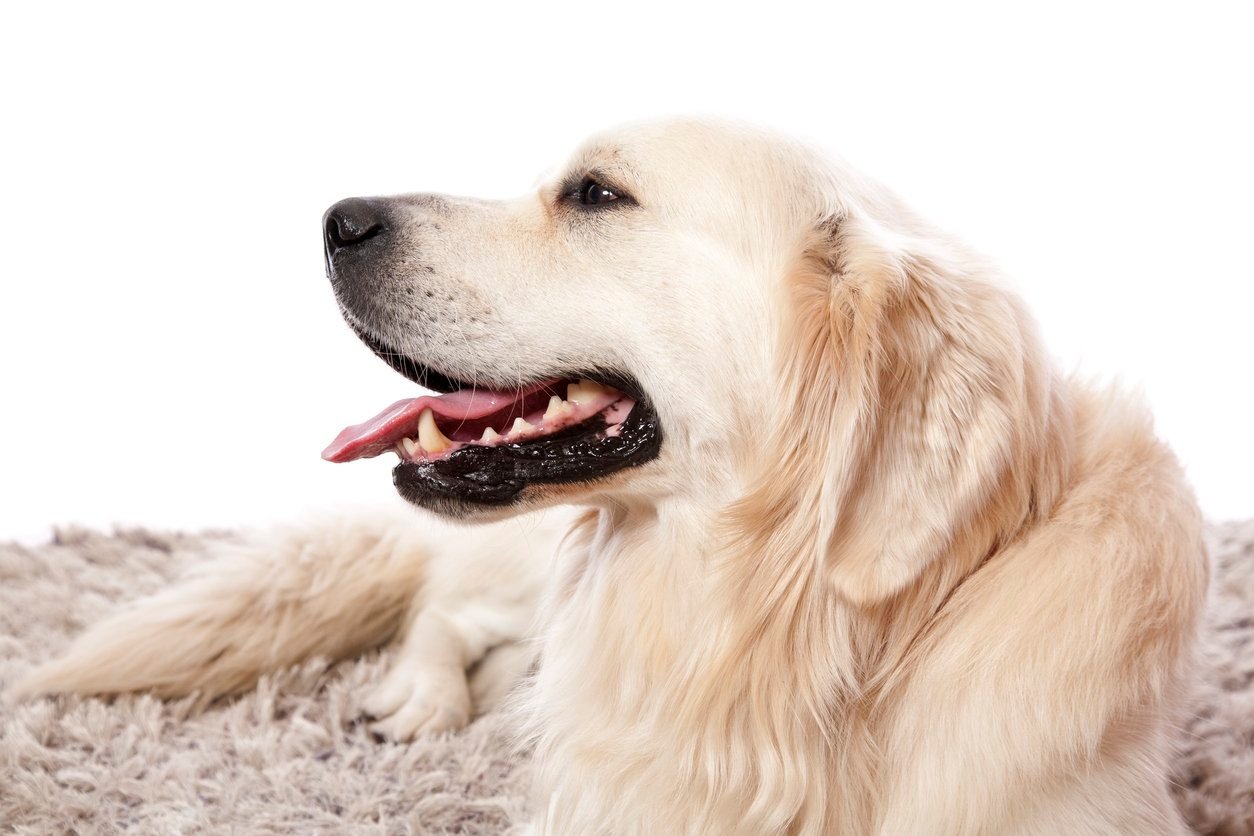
323;119;1057;602
322;121;821;515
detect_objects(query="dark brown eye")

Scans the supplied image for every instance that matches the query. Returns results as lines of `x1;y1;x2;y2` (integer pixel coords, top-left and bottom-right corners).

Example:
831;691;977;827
580;180;619;205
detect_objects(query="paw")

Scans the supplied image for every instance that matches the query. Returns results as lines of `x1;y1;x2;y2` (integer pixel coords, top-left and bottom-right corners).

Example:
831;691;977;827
361;662;471;741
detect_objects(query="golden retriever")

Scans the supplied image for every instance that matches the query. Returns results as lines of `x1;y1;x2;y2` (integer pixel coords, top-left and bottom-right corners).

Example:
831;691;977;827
12;119;1209;835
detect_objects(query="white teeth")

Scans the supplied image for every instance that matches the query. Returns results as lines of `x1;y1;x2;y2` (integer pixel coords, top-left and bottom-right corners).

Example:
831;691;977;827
480;426;501;444
417;408;453;454
566;378;609;405
401;437;419;457
544;395;573;422
509;417;535;437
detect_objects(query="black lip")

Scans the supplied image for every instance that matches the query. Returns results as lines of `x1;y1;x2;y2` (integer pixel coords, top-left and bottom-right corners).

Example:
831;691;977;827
393;398;661;510
349;322;648;403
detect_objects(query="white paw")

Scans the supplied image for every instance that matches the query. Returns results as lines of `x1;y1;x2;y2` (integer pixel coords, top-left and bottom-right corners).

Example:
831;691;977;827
361;662;471;741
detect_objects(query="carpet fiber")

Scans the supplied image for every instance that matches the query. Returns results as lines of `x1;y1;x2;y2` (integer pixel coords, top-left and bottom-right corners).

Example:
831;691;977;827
2;522;1252;835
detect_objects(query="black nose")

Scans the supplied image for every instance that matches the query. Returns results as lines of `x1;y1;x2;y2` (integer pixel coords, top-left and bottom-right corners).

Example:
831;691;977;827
323;198;385;256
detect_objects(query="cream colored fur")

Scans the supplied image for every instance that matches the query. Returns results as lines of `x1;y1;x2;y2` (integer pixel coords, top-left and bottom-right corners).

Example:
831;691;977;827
11;120;1209;835
11;509;555;740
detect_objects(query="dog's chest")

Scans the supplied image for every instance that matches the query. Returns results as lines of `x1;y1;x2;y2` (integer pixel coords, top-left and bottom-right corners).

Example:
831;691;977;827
530;545;880;834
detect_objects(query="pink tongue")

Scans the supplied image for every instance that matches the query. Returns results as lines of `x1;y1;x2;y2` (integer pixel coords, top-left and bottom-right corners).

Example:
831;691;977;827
322;381;553;463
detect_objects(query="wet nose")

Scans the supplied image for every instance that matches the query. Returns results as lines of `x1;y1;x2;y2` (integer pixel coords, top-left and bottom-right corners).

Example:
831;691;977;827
323;198;385;255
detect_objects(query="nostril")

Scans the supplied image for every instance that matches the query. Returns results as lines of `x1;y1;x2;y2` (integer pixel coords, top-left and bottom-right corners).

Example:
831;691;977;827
326;215;383;249
324;197;386;254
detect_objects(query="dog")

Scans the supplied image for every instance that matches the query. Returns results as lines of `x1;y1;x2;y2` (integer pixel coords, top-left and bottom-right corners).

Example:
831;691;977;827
13;119;1209;835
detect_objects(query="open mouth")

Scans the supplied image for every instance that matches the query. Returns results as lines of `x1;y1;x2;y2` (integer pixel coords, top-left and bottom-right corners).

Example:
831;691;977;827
322;331;662;509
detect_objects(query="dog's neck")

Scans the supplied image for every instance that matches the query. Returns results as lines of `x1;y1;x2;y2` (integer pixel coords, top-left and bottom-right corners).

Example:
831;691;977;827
526;495;943;833
528;382;1075;834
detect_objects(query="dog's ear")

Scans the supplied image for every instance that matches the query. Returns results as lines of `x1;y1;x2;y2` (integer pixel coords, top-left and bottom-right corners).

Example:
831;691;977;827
731;211;1066;607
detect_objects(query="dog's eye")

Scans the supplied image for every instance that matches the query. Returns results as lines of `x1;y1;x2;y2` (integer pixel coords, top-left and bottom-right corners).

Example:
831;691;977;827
580;180;620;206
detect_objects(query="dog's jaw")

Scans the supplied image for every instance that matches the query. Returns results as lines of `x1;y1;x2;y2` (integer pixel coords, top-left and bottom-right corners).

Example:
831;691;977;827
318;322;667;516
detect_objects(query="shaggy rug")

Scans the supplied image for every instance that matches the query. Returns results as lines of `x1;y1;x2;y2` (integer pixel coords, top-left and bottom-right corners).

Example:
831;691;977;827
1;522;1252;835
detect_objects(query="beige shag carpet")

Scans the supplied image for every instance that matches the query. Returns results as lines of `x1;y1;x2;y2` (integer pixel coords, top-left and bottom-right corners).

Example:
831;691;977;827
2;522;1252;835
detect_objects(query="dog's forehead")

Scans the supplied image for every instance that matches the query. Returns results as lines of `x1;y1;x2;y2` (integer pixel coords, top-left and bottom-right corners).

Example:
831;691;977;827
567;119;796;186
557;119;840;237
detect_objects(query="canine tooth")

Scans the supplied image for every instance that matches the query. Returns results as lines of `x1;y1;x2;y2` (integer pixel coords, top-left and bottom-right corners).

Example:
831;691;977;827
509;417;534;437
567;379;609;405
401;437;419;457
417;408;453;453
480;426;502;444
544;395;573;422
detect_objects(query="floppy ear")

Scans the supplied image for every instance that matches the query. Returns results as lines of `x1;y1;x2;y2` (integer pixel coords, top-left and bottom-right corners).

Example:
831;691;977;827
731;211;1065;607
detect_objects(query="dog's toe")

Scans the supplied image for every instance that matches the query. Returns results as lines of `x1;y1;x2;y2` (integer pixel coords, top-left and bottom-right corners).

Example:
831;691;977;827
368;695;470;741
360;664;471;741
359;665;418;720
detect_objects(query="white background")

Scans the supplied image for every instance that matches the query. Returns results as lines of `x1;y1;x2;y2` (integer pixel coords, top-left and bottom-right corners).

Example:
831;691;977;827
1;1;1250;542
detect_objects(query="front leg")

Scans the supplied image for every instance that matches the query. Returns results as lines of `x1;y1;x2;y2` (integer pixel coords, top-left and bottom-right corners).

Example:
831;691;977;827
362;513;556;740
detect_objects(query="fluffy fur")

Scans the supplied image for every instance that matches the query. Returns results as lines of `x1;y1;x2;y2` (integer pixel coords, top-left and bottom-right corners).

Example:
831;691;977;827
11;120;1209;835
